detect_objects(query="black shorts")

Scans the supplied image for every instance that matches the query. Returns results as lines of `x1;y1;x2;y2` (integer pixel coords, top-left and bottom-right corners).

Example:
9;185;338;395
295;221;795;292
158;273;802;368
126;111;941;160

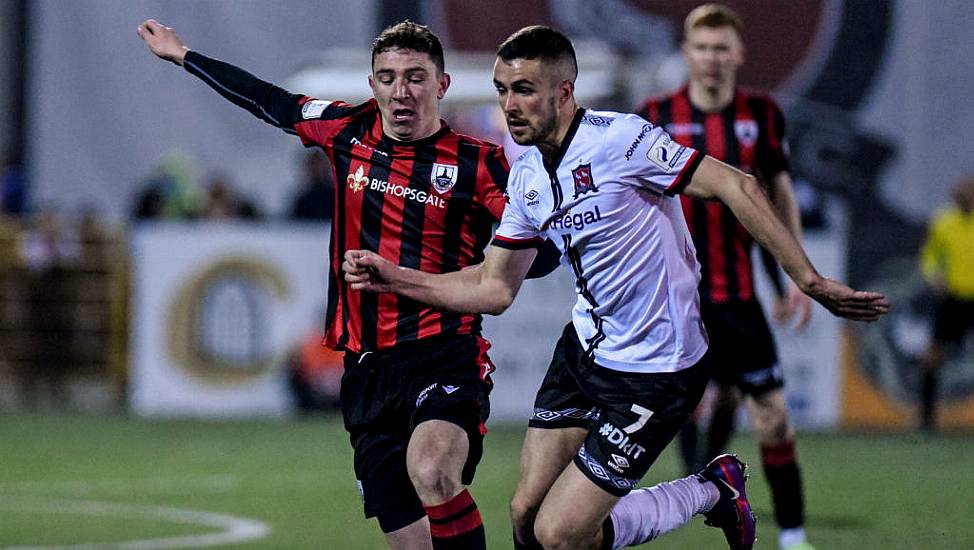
933;297;974;346
700;299;783;396
530;323;710;496
340;334;494;531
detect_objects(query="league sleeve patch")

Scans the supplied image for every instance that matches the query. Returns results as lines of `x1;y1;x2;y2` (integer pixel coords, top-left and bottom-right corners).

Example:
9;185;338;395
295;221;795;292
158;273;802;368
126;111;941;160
301;100;332;120
646;132;686;172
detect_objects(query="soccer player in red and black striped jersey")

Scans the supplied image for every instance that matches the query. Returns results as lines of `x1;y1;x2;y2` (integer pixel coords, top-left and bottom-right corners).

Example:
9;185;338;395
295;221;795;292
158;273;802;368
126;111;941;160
640;5;815;550
138;18;544;550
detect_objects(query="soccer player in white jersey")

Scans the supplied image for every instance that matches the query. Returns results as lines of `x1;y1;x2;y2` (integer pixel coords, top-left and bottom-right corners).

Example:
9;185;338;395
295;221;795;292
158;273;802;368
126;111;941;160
344;26;888;550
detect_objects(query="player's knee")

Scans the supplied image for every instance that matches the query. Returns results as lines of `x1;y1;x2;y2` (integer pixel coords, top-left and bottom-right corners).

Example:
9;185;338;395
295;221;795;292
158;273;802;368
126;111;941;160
408;460;461;503
509;493;540;533
754;408;792;444
533;511;589;550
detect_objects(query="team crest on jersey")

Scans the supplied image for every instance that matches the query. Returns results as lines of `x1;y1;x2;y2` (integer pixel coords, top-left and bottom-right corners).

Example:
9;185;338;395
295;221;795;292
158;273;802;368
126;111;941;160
734;120;759;147
431;163;458;194
571;163;597;198
347;165;368;193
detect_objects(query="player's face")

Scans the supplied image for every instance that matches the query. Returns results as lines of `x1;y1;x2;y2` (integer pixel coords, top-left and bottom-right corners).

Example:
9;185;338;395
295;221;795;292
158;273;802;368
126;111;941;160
370;48;450;141
682;25;744;92
493;57;560;147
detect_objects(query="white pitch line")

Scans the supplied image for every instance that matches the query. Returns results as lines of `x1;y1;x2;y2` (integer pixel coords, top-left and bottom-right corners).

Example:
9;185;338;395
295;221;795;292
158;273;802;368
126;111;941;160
0;496;270;549
0;475;239;497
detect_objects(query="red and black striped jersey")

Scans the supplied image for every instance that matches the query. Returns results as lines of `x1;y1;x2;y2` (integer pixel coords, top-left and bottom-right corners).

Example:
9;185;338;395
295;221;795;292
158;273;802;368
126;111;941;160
296;99;508;352
181;52;508;353
640;86;790;304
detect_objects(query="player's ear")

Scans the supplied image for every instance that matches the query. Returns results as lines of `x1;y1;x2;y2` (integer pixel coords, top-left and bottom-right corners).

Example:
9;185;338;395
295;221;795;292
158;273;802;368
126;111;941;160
437;72;451;100
368;73;377;94
558;78;574;106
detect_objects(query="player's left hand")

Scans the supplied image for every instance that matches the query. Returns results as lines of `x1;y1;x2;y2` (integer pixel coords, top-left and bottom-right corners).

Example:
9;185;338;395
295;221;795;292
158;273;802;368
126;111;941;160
804;276;889;322
773;284;813;332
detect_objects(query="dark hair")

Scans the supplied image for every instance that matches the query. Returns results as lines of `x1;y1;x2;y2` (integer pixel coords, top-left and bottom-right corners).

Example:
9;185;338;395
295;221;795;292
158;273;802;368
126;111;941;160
496;25;577;79
371;20;445;73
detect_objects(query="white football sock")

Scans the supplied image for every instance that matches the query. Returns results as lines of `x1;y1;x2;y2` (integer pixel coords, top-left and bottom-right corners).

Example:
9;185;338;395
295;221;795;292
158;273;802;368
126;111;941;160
609;476;720;548
779;527;807;548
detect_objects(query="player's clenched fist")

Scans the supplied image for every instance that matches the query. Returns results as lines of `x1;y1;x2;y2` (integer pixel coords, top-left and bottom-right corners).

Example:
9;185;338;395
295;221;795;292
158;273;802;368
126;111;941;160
343;250;397;293
137;19;189;66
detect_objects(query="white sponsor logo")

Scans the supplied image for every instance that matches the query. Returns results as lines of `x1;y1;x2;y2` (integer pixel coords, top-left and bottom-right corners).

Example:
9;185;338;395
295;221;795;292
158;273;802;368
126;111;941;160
646;133;685;172
416;383;438;406
368;178;446;208
608;453;630;473
442;385;459;394
598;422;647;459
350;137;389;157
431;163;459;194
301;100;331;120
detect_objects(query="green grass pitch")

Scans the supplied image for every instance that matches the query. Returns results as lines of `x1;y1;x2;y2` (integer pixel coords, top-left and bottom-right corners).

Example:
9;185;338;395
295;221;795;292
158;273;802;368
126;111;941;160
0;413;970;549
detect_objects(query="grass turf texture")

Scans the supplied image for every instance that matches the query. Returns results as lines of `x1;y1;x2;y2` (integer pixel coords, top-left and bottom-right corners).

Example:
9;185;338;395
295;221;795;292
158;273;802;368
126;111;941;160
0;413;969;549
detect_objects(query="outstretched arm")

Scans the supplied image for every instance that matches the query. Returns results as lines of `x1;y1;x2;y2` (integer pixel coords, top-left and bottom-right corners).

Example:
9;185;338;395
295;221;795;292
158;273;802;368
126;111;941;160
683;156;889;321
137;19;303;132
343;245;538;315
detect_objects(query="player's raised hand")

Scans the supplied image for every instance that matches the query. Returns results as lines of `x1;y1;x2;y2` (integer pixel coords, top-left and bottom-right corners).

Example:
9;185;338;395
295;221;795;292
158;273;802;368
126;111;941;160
343;250;396;293
137;19;189;65
805;276;889;322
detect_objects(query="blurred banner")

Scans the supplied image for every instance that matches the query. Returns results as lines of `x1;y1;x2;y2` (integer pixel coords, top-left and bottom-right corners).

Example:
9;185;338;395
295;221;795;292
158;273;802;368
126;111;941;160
754;233;845;429
130;223;329;417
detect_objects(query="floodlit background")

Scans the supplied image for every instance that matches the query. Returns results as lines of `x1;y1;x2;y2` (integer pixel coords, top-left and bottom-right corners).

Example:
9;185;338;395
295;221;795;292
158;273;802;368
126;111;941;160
0;1;972;548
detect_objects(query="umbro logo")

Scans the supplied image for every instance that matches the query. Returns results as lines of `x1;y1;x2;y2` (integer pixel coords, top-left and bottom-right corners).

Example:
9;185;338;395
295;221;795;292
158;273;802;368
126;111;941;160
442;385;459;394
524;190;540;206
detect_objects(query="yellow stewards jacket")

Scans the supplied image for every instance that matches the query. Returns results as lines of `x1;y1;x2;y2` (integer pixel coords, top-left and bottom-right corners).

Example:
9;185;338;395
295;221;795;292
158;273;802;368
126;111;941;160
921;206;974;300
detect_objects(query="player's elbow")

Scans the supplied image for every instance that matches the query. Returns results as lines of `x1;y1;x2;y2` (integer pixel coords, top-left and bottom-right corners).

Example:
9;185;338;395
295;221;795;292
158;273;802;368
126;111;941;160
735;172;761;198
484;290;516;315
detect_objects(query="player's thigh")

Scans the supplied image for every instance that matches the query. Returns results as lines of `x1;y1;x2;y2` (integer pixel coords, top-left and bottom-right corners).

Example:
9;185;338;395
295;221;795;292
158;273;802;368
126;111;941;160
703;301;783;394
511;426;588;518
574;361;711;496
745;387;794;444
534;463;620;545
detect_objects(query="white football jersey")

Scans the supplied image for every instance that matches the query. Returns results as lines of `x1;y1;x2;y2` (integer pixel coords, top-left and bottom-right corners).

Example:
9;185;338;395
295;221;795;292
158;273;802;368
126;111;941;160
494;109;708;373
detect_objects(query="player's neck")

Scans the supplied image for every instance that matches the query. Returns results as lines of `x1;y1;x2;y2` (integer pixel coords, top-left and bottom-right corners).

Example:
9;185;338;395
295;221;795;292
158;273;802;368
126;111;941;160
688;81;735;113
537;101;580;165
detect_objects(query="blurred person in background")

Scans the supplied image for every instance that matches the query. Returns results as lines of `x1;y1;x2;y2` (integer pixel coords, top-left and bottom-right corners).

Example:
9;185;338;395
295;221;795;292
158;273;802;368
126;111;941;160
138;17;557;550
201;173;261;220
344;25;887;550
919;175;974;432
1;149;28;217
17;207;80;409
131;153;202;220
290;149;335;221
640;5;815;549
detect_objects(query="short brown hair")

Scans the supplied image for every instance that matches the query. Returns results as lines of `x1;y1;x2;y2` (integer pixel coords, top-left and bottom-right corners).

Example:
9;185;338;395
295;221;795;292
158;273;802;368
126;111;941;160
684;3;744;38
371;20;445;74
496;25;577;80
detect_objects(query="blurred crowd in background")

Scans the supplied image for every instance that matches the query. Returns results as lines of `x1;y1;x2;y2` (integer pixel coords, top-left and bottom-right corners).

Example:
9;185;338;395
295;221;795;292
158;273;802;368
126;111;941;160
0;147;340;412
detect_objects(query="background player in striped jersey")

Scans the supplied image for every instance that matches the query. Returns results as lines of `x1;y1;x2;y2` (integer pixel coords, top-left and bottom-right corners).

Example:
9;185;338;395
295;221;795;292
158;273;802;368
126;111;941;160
344;25;888;550
139;18;557;550
640;5;815;549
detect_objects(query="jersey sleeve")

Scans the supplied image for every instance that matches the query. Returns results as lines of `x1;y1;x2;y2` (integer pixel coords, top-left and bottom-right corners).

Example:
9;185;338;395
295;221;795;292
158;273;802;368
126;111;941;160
491;169;543;250
182;51;305;133
474;145;510;221
605;113;703;196
292;98;373;149
756;98;791;178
